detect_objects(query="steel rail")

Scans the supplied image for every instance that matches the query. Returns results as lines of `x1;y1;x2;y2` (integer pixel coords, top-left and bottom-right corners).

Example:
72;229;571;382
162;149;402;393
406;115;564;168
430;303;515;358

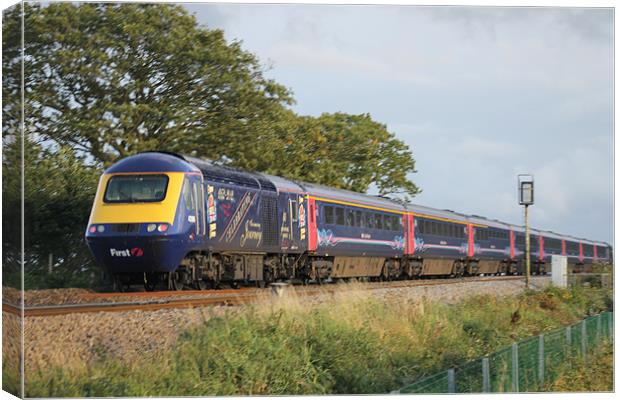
3;275;536;317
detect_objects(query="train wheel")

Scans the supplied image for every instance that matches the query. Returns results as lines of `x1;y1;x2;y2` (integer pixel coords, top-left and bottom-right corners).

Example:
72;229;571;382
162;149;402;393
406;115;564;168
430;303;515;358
143;272;159;292
113;276;131;292
194;279;210;290
168;272;184;291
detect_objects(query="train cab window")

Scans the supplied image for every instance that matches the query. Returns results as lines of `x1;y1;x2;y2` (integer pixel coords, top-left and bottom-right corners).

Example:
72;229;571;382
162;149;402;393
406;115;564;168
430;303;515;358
355;210;362;227
104;174;169;203
335;207;345;225
324;206;334;224
346;209;354;226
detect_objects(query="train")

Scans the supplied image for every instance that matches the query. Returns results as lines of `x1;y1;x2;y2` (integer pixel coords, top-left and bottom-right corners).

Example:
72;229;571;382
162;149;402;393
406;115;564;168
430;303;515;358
85;151;613;291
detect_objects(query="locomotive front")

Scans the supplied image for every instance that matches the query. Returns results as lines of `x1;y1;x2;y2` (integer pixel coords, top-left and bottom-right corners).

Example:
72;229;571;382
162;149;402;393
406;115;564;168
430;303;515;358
85;152;205;285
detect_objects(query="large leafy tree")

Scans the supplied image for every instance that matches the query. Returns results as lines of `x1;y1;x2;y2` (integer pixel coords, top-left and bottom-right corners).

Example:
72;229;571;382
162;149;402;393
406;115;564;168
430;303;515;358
4;3;293;166
264;112;420;200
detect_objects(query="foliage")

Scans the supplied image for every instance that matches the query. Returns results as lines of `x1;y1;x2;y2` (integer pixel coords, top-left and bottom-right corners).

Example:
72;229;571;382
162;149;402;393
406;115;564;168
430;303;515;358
542;341;613;392
11;286;612;396
2;136;101;289
263;112;420;200
4;3;292;167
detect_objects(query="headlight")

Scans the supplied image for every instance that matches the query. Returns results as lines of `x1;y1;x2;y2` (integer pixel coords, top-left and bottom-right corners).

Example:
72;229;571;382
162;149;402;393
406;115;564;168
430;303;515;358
147;224;157;232
157;223;169;232
97;225;105;233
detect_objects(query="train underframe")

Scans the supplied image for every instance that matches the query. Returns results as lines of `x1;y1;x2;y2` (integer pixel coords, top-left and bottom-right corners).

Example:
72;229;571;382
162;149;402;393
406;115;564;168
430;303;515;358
110;251;542;291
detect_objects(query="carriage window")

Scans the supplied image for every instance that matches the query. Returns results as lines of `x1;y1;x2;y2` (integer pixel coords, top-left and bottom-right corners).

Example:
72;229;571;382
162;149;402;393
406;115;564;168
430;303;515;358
365;212;374;229
335;207;345;225
346;209;354;226
104;174;169;203
375;214;383;230
393;216;400;231
324;206;334;224
383;215;391;230
355;211;362;227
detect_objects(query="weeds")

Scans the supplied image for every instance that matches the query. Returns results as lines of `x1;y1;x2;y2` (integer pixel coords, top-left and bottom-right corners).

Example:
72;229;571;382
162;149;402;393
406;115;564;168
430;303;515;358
5;285;612;396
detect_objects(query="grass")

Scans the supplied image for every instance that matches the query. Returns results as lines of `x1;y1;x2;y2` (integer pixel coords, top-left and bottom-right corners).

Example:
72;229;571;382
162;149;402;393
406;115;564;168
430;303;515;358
4;284;612;396
542;340;613;392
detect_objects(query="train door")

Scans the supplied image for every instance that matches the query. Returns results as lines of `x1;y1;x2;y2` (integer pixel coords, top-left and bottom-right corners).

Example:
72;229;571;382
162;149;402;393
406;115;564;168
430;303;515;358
307;196;317;252
279;193;307;252
561;240;566;256
593;245;598;262
467;224;475;257
403;214;415;255
539;235;544;261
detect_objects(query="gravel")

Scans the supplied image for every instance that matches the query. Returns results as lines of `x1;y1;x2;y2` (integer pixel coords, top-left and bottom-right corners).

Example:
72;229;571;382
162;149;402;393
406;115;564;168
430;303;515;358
3;276;550;373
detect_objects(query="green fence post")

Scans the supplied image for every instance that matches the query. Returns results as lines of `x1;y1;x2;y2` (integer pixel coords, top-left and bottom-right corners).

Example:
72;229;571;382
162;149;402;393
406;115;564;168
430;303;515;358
482;357;490;393
447;368;455;393
511;343;519;392
538;334;544;383
565;326;571;351
609;312;613;338
581;319;587;362
597;313;602;342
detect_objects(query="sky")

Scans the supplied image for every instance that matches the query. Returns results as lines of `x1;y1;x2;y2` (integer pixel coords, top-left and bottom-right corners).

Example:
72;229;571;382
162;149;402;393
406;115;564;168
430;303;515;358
184;4;613;244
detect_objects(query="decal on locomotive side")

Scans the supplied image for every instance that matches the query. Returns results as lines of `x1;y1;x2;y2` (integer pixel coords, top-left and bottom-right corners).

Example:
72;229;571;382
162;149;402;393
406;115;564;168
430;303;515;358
221;191;256;243
217;188;235;202
207;185;217;238
240;219;262;247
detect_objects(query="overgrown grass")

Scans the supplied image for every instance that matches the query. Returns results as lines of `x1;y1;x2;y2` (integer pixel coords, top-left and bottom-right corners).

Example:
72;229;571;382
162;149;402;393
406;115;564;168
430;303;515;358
7;285;612;396
542;340;613;392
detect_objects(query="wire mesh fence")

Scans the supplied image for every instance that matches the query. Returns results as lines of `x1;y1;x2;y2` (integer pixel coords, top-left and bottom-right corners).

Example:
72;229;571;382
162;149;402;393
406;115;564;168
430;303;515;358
396;311;613;394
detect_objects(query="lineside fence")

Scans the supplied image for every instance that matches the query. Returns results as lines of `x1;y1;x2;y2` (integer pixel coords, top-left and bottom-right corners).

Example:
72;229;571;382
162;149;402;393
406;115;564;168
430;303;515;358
394;311;613;394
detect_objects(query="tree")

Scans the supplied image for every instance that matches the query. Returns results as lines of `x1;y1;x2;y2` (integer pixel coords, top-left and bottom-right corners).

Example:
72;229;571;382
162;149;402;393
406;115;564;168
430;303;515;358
4;3;293;166
2;135;101;289
263;112;420;201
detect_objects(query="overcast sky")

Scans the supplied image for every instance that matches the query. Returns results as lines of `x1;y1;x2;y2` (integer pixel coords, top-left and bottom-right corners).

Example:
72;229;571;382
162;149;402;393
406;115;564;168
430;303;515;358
185;4;613;244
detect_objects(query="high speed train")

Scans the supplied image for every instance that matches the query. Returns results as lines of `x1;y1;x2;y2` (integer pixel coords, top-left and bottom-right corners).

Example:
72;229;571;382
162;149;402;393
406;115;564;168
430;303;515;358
85;152;612;290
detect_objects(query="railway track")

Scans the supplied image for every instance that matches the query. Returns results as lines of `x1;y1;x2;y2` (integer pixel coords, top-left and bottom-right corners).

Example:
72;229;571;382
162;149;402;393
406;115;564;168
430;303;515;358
3;275;535;317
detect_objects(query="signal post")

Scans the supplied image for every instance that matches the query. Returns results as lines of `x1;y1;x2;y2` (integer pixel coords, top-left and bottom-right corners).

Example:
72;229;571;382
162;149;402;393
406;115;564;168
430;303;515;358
518;175;534;289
